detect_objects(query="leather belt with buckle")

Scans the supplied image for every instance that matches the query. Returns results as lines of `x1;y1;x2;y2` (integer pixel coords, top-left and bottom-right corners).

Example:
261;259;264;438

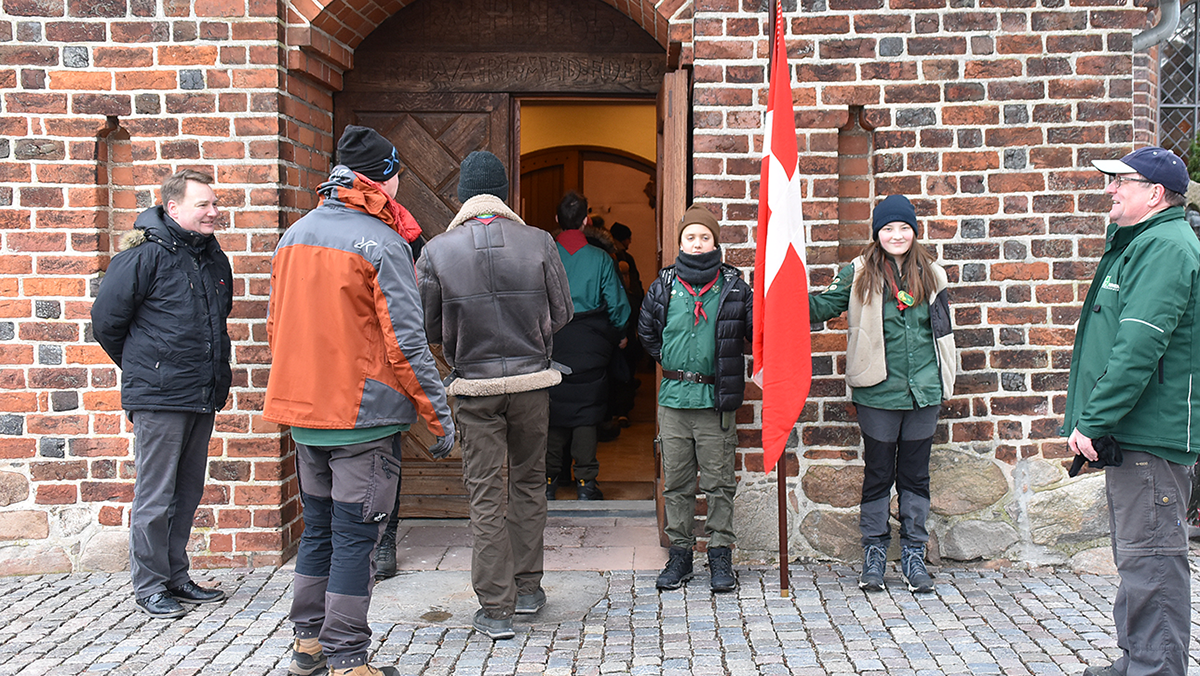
662;369;715;385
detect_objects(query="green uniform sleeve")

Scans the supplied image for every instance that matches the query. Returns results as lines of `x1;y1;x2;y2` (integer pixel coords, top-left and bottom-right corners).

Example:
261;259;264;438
809;263;854;323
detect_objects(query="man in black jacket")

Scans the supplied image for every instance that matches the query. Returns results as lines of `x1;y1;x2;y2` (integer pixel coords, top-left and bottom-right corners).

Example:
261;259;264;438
92;169;232;619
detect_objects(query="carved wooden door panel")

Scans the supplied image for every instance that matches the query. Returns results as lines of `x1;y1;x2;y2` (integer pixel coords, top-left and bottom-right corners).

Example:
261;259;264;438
334;92;513;518
334;92;512;240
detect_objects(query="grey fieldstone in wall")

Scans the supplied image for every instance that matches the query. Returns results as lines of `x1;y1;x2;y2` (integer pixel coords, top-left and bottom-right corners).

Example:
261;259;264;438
1027;475;1109;547
940;519;1019;561
79;531;129;572
799;509;861;561
929;446;1009;516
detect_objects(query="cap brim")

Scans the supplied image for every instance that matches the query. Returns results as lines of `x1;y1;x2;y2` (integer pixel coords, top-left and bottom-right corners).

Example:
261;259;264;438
1091;158;1136;175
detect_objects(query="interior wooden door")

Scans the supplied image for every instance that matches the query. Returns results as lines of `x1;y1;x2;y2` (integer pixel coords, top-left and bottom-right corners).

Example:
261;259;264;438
334;92;512;518
654;69;690;545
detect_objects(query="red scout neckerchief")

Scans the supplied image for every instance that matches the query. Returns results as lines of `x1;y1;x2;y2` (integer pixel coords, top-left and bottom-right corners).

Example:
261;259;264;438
883;262;915;311
678;277;718;325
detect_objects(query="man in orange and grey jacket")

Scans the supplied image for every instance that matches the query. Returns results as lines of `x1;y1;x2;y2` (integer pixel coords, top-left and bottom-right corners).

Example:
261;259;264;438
265;125;454;676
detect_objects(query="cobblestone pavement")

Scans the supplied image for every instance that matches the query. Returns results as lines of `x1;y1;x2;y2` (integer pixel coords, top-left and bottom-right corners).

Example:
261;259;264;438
2;561;1199;676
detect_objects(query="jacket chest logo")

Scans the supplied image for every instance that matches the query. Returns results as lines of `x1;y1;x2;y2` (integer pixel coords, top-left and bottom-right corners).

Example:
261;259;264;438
1101;275;1119;292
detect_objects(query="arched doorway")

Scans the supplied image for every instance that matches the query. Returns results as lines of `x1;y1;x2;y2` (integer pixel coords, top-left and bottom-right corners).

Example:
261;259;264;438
333;0;676;517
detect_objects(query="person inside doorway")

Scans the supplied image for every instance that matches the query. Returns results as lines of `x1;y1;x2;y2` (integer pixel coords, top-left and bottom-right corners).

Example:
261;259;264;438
546;192;631;501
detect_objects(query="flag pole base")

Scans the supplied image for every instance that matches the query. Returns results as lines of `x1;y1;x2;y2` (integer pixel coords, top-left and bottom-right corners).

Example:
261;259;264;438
780;588;789;598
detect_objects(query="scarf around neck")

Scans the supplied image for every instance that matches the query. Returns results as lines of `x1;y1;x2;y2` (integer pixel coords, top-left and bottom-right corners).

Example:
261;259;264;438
323;172;423;243
675;248;721;285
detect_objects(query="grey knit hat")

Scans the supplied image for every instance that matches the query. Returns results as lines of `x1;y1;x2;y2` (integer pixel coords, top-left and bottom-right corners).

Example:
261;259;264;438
457;151;509;202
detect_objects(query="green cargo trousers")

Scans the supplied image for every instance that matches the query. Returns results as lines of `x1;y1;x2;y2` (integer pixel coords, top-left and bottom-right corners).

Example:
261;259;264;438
659;406;737;549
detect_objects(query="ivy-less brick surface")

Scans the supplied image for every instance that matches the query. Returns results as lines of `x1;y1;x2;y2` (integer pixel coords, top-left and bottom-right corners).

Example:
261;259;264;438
0;0;1165;572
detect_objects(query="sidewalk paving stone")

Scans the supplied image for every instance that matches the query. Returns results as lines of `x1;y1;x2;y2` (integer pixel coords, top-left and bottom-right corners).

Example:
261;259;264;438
2;560;1200;675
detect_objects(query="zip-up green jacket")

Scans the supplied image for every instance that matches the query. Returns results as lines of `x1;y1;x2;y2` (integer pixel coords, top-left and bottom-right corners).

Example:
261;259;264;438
1061;206;1200;466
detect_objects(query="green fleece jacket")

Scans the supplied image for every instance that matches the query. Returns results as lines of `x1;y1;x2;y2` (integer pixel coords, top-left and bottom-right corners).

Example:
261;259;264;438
1062;206;1200;466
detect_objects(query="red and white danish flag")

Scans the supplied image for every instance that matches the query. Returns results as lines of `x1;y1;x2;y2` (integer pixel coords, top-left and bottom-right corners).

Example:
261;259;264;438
753;2;811;474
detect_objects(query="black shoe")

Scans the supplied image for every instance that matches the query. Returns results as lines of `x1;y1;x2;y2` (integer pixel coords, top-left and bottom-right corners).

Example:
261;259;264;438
1081;666;1121;676
707;546;736;592
596;421;621;442
576;479;604;500
375;521;398;580
656;546;694;590
167;581;225;605
546;477;557;501
135;591;187;618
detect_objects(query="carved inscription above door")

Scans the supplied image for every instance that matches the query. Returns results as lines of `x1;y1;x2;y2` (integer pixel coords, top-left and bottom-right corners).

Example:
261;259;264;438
343;0;665;94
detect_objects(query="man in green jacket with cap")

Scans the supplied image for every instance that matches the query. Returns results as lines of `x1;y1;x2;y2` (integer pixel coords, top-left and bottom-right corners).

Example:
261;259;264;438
1064;146;1198;676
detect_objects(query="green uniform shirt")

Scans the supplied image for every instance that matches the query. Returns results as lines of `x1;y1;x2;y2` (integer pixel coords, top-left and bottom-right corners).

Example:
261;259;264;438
809;261;941;410
659;276;722;409
290;424;409;447
557;241;631;330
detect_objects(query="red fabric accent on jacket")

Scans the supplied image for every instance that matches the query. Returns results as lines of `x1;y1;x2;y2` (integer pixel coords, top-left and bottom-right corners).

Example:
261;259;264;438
557;229;588;255
327;173;424;243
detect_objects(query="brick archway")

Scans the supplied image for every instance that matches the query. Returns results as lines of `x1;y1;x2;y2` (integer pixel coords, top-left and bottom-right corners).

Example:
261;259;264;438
286;0;676;91
279;0;686;217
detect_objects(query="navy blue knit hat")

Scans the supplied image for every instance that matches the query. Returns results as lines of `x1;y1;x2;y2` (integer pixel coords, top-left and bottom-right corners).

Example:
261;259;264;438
871;195;917;240
457;151;509;202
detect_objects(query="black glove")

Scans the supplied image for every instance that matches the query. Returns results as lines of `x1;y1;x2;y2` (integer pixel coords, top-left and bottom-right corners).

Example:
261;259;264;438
1068;434;1123;477
428;419;456;459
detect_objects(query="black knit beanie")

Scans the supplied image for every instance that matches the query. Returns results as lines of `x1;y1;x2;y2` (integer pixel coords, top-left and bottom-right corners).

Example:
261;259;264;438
458;151;509;202
871;195;917;240
336;125;400;183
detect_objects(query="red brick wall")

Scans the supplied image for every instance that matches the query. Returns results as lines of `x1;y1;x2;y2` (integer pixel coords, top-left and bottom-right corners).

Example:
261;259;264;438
0;0;1160;571
688;0;1144;488
0;0;294;571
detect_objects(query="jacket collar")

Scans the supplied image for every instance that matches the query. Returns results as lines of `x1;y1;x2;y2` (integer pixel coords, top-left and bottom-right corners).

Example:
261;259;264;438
447;194;524;230
1108;206;1186;252
132;205;214;254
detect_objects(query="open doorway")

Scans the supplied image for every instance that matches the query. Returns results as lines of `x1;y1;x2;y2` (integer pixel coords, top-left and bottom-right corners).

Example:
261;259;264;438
519;100;659;501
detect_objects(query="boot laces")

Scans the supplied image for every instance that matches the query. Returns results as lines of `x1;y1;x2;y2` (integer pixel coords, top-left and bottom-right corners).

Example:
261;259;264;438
902;546;928;578
863;543;887;577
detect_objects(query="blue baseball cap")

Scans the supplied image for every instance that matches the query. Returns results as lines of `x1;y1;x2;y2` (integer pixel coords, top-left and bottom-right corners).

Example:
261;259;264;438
1092;146;1190;195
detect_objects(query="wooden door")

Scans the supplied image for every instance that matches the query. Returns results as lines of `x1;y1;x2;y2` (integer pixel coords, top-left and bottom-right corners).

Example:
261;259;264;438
654;69;690;545
334;92;512;518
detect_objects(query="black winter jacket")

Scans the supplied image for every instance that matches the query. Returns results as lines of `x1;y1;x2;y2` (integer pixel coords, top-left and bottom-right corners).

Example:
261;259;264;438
638;263;753;413
549;309;621;427
91;206;233;413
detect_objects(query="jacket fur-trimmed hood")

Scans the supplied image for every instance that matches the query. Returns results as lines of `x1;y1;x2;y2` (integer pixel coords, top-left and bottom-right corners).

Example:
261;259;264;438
447;194;524;230
119;228;147;251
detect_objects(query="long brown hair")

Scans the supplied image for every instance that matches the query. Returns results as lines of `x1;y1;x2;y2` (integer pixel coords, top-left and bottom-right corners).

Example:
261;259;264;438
853;238;940;306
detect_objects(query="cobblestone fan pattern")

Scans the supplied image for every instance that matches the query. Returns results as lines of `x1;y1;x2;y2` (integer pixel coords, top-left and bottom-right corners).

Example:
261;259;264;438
2;564;1199;676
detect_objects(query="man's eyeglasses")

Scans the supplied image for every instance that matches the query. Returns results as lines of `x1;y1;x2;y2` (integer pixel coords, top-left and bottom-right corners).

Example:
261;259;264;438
1109;175;1157;188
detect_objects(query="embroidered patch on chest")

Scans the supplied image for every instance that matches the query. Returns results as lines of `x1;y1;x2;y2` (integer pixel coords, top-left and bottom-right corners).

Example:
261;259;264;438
1101;275;1119;292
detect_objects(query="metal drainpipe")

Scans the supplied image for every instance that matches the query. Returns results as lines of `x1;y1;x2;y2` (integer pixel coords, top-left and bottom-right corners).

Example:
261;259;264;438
1133;0;1182;52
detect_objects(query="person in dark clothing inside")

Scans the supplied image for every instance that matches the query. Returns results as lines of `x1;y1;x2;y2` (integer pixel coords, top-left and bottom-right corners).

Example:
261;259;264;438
92;169;232;619
547;192;631;501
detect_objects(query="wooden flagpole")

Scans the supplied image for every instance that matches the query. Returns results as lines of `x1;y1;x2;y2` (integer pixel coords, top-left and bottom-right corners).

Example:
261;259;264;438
769;0;790;599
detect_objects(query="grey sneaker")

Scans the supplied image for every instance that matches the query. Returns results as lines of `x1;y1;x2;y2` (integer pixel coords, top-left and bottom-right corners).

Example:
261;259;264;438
858;543;886;592
1081;665;1121;676
515;587;546;615
900;544;935;593
472;608;515;640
